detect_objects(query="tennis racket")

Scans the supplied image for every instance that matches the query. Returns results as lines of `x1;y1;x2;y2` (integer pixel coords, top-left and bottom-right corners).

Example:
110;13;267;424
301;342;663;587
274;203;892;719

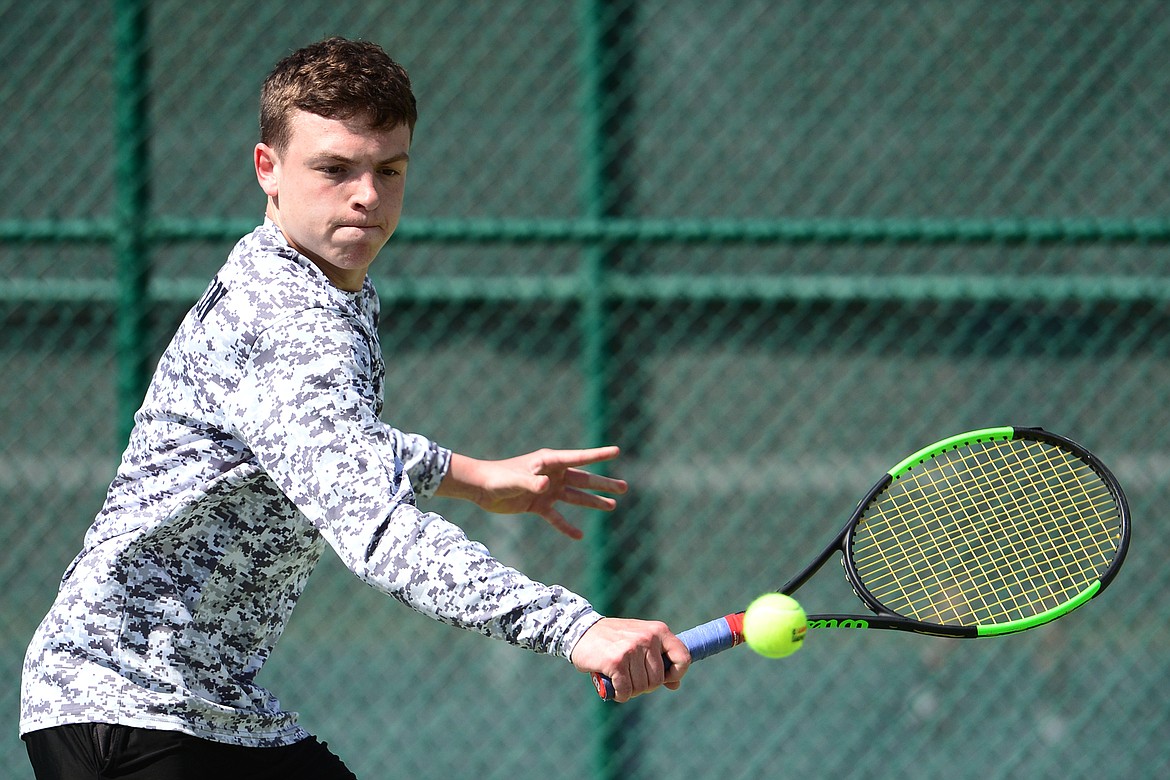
593;426;1129;700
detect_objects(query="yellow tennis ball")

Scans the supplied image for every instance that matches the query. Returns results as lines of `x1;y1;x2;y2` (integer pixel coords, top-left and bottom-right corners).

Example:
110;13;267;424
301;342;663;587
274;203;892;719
743;593;807;658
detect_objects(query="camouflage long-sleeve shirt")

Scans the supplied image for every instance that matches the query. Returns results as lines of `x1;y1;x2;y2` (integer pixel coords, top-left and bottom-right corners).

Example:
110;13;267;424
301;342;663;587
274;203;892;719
20;221;602;746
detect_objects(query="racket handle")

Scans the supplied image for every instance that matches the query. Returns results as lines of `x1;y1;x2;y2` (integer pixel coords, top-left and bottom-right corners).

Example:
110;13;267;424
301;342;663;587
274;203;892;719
591;613;745;701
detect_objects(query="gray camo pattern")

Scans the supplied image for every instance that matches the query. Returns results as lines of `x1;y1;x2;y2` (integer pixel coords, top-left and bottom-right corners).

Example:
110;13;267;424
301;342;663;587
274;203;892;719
21;221;601;746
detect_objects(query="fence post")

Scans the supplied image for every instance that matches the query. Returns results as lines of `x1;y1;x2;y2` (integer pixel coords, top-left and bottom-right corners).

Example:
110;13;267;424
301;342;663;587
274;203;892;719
579;1;641;778
112;0;151;445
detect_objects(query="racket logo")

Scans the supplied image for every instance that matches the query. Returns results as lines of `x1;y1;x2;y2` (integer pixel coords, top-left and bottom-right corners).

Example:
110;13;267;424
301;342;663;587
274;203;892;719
807;618;869;630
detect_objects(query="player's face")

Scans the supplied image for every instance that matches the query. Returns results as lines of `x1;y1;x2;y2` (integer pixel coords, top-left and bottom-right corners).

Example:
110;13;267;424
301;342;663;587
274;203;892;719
255;110;410;291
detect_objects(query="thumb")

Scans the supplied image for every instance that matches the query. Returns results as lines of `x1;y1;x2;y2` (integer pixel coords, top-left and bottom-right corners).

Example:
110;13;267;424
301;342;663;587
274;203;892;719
529;474;552;494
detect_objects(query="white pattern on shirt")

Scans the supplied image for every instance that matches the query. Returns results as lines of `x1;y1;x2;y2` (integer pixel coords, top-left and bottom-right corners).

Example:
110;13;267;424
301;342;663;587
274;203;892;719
20;221;601;746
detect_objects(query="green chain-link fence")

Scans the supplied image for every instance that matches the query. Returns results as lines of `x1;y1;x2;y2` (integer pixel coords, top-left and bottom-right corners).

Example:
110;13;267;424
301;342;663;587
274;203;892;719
3;1;1169;777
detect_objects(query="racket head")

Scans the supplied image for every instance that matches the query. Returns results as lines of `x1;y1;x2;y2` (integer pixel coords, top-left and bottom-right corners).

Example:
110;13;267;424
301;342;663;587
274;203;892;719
840;426;1129;637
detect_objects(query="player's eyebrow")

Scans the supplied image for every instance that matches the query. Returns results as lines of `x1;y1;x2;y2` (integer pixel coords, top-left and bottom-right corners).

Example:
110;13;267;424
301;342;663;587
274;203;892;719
310;151;410;167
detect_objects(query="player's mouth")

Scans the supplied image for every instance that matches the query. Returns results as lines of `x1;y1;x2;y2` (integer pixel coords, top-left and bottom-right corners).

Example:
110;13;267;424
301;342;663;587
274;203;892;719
335;222;384;236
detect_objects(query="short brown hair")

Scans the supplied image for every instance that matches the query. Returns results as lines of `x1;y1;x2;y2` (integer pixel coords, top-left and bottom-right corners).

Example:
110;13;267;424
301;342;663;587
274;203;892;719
260;37;417;154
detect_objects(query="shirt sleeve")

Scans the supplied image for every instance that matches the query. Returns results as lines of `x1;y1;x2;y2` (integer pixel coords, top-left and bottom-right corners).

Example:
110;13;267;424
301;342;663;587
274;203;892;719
226;308;600;659
391;429;450;499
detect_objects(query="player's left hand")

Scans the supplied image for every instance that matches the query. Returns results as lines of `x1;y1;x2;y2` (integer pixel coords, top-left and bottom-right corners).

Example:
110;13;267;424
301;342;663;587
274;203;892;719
438;446;629;539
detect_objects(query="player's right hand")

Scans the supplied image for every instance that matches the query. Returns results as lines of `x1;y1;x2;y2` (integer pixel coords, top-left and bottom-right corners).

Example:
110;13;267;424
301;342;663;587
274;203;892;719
570;617;690;702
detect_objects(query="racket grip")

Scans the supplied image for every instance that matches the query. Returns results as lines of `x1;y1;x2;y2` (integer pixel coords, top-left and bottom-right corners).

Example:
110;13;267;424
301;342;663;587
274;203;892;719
591;613;745;701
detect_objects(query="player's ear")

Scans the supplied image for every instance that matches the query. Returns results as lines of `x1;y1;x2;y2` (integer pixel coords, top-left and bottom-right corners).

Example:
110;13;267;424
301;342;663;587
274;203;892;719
255;143;280;197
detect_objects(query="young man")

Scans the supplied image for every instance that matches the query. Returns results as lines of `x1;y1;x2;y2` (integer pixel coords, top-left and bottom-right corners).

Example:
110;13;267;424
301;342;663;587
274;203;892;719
21;37;689;779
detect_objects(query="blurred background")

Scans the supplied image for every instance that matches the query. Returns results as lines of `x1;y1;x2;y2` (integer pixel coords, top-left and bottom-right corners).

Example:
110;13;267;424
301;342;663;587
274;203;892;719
2;1;1168;777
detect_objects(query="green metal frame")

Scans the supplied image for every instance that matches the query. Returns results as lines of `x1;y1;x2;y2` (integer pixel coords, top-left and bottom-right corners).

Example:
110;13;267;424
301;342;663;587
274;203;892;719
1;2;1166;775
111;0;151;441
0;1;1164;439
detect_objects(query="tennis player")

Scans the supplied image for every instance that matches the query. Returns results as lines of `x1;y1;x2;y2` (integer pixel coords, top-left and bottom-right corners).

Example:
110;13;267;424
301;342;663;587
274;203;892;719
20;37;689;779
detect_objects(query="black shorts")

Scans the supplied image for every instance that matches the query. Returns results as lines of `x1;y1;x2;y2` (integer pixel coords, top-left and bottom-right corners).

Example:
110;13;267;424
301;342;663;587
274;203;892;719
23;723;358;780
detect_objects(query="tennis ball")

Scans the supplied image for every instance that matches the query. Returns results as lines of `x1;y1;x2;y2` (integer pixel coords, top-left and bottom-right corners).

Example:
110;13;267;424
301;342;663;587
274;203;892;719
743;593;807;658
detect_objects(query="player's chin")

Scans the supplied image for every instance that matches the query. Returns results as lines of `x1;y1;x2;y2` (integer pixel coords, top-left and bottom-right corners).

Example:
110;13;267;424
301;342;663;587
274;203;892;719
331;237;388;266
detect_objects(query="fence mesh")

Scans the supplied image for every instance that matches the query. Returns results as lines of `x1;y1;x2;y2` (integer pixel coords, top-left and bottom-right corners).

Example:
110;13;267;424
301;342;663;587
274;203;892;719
3;2;1169;778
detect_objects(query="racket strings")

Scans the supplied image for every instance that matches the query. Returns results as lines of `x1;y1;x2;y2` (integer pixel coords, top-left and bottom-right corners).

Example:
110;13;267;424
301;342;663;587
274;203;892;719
851;438;1123;627
892;445;1116;623
891;448;1116;624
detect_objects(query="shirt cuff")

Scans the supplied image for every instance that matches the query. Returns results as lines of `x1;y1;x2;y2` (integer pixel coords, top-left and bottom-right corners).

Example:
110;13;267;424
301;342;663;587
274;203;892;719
561;609;605;662
410;443;452;499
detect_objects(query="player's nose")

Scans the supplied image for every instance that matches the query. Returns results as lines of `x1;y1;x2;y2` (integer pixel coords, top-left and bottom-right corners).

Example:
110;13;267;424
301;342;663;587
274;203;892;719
351;171;380;210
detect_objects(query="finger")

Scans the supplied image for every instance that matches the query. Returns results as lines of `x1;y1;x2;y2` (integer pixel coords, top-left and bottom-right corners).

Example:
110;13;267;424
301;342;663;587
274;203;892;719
528;473;552;495
647;644;667;687
609;673;632;704
628;655;650;697
631;634;670;698
540;509;583;540
556;486;619;512
661;635;691;685
537;446;622;470
563;468;629;495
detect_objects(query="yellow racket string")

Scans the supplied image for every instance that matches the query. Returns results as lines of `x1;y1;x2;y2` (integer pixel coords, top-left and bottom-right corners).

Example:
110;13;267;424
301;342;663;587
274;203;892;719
851;438;1123;627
